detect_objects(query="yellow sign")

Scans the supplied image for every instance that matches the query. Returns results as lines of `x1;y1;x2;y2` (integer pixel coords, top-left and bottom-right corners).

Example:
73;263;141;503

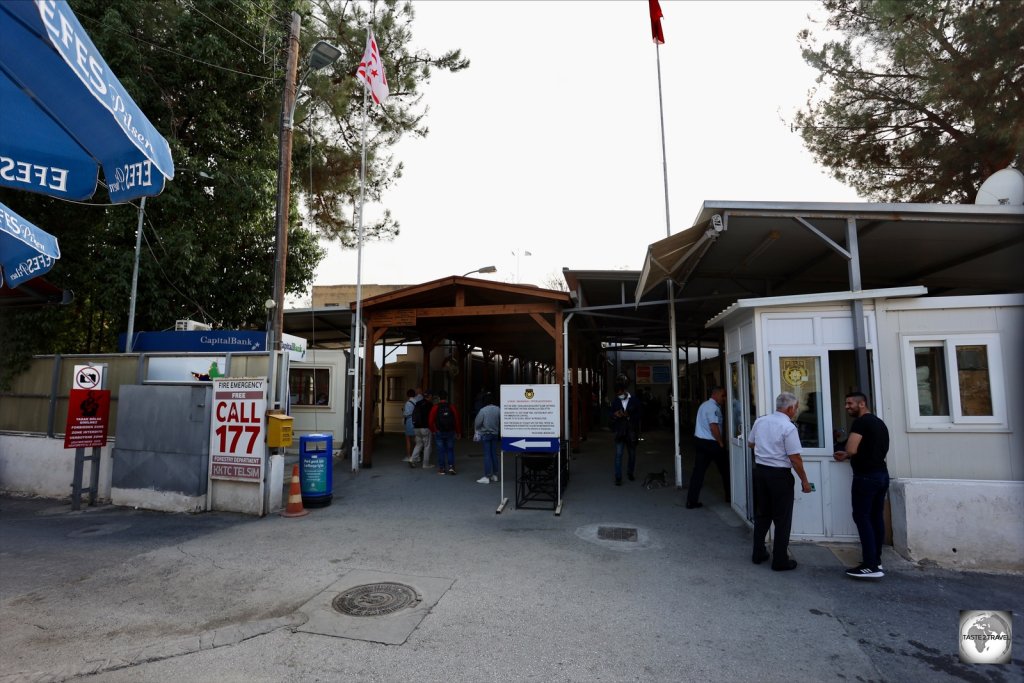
782;359;809;388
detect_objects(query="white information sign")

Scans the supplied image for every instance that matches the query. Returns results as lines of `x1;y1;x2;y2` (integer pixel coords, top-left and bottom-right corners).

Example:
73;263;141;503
72;364;105;390
209;377;266;482
500;384;560;452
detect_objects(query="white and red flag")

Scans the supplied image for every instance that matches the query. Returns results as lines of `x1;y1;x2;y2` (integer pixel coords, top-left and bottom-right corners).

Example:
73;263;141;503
356;28;389;105
649;0;665;44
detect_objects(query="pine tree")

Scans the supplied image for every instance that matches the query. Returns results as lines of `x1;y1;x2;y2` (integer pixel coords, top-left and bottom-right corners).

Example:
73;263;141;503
794;0;1023;203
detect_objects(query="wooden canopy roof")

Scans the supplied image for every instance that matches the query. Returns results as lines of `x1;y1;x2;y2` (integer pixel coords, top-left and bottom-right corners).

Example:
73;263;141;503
354;275;572;365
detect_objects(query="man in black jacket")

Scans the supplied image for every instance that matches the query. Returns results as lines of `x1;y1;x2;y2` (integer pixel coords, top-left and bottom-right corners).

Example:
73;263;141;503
610;383;642;486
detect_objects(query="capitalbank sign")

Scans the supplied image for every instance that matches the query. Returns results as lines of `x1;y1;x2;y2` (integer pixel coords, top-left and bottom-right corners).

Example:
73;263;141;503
121;331;309;360
119;330;267;353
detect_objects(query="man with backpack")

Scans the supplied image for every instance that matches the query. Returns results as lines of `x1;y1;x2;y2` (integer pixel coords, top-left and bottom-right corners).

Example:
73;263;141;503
429;389;461;475
408;389;434;468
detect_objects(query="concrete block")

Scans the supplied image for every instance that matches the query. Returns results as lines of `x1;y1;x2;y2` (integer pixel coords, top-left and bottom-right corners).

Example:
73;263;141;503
890;478;1024;571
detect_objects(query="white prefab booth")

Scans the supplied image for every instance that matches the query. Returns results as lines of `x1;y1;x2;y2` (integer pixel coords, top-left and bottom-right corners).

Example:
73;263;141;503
710;288;921;541
710;290;1023;568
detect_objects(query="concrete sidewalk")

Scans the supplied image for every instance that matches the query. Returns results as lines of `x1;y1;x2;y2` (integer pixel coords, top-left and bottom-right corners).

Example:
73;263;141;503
1;428;1021;682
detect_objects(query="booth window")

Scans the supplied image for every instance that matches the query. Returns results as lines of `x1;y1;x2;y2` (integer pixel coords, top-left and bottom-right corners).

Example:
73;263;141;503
290;367;331;406
386;376;405;402
903;335;1005;429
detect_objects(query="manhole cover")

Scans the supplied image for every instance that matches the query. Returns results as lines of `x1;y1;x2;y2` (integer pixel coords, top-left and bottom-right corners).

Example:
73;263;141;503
597;526;637;542
332;583;420;617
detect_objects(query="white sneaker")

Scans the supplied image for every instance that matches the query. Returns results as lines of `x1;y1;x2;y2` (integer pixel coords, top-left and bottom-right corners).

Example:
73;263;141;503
476;476;490;484
490;474;499;482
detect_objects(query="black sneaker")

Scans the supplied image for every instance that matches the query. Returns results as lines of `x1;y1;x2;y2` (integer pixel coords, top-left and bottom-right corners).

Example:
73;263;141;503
845;564;884;579
447;467;457;475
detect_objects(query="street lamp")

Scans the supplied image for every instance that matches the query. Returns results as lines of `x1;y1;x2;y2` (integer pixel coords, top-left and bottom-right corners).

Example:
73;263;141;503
462;265;497;277
268;17;342;407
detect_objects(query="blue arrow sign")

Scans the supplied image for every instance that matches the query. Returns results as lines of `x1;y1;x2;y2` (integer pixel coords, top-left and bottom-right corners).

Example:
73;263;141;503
501;437;559;453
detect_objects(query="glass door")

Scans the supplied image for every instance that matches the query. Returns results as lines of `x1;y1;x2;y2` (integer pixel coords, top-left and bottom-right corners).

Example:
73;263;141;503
772;351;829;452
770;349;829;536
740;353;756;520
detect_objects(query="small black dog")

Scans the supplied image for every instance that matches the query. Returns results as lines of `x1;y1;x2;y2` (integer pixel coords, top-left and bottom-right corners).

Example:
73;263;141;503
642;470;669;490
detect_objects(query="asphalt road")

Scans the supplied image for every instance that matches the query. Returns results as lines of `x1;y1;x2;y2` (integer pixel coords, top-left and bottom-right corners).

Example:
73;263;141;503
1;430;1021;682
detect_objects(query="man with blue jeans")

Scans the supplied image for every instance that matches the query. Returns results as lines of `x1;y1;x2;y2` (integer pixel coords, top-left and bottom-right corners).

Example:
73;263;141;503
834;392;890;579
474;393;501;483
429;390;461;475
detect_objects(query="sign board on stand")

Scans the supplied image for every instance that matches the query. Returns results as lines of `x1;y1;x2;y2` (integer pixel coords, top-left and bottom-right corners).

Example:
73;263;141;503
209;377;266;482
498;384;562;515
66;364;109;511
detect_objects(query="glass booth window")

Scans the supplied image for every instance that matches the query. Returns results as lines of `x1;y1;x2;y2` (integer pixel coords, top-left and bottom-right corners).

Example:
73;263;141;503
955;345;993;416
914;346;949;416
290;367;331;406
905;335;1005;428
780;356;823;448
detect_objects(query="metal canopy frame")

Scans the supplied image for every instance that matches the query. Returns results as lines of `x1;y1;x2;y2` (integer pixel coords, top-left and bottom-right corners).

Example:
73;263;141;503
635;200;1024;394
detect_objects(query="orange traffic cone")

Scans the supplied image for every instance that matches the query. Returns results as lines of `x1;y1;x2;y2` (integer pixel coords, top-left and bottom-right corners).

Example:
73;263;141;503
281;464;309;518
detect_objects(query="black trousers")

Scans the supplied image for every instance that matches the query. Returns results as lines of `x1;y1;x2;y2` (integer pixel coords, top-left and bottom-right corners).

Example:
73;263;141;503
687;438;729;505
752;464;794;567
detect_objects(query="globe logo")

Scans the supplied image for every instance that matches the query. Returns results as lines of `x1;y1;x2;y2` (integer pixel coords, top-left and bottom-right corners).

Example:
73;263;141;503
959;610;1012;664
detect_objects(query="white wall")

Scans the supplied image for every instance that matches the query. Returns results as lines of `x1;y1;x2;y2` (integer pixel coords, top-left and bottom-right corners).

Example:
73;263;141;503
0;434;112;500
876;295;1023;481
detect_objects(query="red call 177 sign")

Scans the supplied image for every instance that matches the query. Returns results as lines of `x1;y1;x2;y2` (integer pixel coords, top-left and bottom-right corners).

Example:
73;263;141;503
209;377;266;482
64;389;111;449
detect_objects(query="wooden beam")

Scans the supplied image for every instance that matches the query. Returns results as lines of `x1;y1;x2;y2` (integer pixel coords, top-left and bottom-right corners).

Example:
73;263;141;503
529;312;556;339
416;303;561;318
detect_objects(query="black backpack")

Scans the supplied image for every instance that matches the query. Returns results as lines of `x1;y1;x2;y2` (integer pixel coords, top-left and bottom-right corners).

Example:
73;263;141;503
412;399;432;429
435;402;456;432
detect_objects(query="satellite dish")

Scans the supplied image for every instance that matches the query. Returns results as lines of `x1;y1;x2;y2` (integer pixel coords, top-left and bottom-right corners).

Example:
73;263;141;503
975;166;1024;206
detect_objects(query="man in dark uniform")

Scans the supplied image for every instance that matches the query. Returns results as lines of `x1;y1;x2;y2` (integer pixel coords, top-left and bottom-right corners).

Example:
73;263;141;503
610;382;642;486
834;392;890;580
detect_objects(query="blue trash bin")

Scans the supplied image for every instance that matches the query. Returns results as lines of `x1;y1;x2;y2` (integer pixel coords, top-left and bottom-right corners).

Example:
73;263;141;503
299;434;333;507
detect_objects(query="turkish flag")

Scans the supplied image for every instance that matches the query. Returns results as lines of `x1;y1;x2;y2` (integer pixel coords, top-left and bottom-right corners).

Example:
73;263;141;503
649;0;665;44
356;29;390;105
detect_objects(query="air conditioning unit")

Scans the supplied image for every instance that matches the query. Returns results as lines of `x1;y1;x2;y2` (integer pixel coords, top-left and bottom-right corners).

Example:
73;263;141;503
175;319;212;331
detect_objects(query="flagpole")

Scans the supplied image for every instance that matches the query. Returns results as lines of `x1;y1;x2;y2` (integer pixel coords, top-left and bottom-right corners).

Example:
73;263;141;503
351;84;369;472
653;31;684;490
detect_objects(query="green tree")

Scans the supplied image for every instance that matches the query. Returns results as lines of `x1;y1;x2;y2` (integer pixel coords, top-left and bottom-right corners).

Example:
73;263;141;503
794;0;1024;203
0;0;466;388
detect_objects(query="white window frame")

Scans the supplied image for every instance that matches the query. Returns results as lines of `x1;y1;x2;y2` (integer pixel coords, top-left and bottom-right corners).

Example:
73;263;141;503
901;334;1007;430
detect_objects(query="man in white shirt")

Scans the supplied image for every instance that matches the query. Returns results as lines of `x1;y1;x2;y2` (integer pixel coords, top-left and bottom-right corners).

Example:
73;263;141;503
748;392;812;571
687;386;727;509
401;388;420;463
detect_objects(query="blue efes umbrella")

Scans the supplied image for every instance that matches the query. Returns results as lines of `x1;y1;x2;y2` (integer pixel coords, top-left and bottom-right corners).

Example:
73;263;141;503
0;201;60;289
0;0;175;203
